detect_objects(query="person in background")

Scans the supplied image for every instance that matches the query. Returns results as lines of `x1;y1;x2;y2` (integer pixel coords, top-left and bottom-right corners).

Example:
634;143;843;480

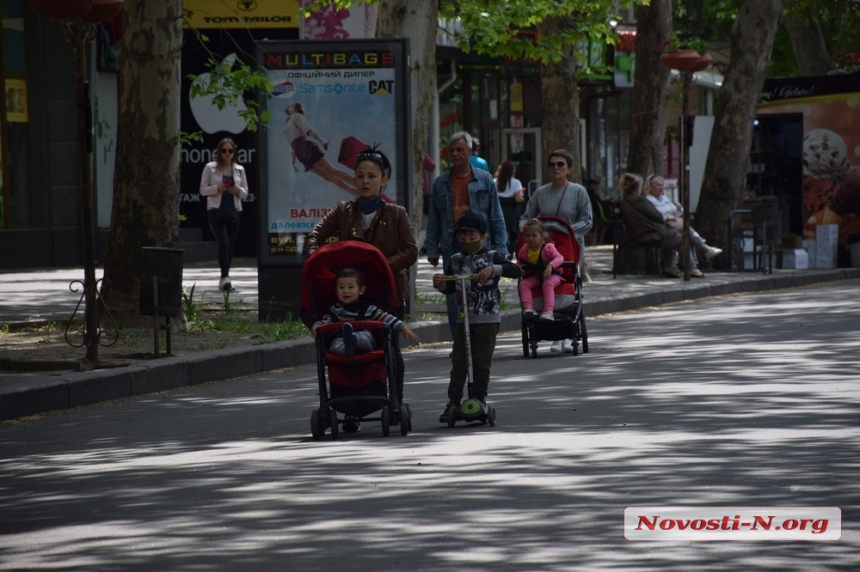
618;172;685;279
422;153;436;217
426;131;509;340
585;179;612;218
199;137;249;292
468;136;490;172
519;149;593;351
495;159;524;256
645;175;722;265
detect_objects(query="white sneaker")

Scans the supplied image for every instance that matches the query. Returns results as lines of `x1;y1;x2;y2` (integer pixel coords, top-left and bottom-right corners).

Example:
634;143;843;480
540;310;554;321
550;340;564;353
562;339;574;353
523;308;537;319
218;277;232;291
704;246;723;260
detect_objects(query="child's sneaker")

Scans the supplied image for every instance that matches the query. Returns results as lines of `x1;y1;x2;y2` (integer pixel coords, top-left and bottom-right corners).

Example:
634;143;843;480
522;308;537;319
540;310;554;321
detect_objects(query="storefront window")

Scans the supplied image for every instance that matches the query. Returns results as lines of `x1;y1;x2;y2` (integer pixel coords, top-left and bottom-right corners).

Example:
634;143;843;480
586;91;631;198
2;0;29;228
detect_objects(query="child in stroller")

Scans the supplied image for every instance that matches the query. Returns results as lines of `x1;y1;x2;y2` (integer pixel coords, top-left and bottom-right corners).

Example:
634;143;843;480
516;218;566;322
311;266;420;357
514;216;589;357
301;241;415;440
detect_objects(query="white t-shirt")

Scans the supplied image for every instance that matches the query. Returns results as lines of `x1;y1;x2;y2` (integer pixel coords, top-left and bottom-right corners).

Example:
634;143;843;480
497;177;523;199
646;193;681;220
284;113;312;143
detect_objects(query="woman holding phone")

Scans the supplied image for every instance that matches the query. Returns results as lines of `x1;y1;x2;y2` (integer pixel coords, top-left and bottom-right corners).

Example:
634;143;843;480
199;137;249;291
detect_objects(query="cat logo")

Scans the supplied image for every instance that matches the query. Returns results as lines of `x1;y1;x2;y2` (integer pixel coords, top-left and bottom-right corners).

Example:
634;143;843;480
237;1;258;11
369;80;394;95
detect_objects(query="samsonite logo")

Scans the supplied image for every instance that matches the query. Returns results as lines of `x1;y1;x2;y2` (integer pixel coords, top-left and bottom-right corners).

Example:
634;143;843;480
273;81;296;97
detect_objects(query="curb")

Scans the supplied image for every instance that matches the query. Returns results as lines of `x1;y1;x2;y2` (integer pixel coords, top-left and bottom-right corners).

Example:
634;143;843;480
3;269;859;421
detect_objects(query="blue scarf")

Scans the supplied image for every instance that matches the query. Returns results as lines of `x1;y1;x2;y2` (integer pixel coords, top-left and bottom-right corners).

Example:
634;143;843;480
355;196;383;214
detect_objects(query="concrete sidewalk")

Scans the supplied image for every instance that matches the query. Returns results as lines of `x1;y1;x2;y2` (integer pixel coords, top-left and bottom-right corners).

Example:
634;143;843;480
2;245;859;421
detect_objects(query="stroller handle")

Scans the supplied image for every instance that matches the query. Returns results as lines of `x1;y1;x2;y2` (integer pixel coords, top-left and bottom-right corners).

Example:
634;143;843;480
441;274;480;281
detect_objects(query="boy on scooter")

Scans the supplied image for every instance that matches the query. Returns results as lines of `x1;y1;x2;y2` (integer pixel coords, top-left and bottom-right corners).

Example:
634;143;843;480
432;211;521;422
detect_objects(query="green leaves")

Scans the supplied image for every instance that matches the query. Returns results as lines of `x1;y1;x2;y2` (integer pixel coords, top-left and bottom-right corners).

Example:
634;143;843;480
187;55;273;132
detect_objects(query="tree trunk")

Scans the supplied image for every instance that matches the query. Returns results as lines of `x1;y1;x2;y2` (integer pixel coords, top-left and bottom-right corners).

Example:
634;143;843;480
783;4;831;76
536;16;581;184
376;0;439;234
626;0;672;178
101;0;183;326
696;0;783;269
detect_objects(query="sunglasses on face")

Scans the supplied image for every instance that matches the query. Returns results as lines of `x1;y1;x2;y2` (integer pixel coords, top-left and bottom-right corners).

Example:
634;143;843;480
548;161;566;169
221;148;235;154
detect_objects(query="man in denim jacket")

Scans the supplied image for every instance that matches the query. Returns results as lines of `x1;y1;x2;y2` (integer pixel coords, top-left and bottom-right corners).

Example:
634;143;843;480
426;131;508;339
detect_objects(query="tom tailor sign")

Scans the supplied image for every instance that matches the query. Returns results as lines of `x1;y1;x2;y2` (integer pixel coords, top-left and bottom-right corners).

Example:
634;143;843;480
256;39;411;264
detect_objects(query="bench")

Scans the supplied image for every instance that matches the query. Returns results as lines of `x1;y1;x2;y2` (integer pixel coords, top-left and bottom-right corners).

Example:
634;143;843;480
611;222;662;278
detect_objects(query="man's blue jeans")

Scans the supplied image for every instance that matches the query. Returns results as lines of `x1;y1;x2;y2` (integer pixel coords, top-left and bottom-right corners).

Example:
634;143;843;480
442;242;462;340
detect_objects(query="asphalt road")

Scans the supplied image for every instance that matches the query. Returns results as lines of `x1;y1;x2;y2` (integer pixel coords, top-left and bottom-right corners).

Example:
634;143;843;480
2;283;858;571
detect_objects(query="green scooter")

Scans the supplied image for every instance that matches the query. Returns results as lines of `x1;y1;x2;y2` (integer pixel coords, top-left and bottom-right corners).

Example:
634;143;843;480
443;274;497;427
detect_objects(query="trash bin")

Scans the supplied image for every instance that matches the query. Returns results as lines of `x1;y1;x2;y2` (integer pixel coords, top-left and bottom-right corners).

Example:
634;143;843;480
849;235;860;268
140;247;184;318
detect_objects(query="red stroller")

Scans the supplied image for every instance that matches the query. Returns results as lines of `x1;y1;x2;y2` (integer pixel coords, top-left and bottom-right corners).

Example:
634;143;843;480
300;241;412;439
514;216;589;357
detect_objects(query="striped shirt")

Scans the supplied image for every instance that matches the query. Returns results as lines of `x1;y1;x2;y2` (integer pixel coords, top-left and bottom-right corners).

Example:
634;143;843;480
314;300;405;332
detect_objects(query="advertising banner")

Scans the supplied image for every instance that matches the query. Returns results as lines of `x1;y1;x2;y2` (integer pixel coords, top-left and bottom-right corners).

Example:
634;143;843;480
256;38;411;266
759;72;860;246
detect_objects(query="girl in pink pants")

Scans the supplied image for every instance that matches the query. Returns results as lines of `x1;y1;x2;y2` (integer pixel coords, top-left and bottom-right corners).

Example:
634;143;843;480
516;219;565;321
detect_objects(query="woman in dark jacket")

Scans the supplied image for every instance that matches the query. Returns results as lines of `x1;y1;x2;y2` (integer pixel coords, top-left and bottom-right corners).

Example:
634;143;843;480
304;146;418;431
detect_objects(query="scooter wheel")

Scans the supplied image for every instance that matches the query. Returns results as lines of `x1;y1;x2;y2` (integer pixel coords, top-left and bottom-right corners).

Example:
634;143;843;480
446;404;458;428
486;404;496;427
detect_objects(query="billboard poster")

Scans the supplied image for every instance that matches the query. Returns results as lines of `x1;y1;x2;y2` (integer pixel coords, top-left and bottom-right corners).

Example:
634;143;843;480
256;38;411;265
179;7;298;258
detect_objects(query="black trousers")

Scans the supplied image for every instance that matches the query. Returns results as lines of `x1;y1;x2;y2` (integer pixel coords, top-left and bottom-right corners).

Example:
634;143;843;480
448;322;499;403
208;209;240;278
392;305;406;403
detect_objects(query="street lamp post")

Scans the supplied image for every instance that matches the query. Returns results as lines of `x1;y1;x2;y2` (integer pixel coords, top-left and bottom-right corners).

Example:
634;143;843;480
28;0;124;365
660;49;711;281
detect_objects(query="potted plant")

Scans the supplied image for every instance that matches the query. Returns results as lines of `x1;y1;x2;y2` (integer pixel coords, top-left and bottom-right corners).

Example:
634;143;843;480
660;31;712;72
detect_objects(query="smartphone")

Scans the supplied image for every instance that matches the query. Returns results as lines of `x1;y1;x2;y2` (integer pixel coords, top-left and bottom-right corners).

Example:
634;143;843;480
222;175;234;187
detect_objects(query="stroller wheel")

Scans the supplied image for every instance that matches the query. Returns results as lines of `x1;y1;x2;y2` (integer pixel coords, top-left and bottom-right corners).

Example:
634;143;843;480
381;406;391;437
521;324;530;358
329;408;339;440
486;404;496;427
580;316;589;354
310;409;322;441
399;404;410;436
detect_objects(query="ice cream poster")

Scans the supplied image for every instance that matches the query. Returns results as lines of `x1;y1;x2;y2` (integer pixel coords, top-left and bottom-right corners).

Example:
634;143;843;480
759;72;860;244
256;39;410;262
